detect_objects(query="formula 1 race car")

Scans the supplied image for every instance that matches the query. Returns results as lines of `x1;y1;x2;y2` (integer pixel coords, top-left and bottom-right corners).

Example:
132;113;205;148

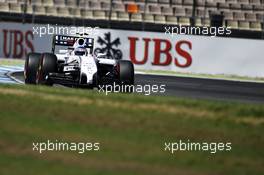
24;34;134;89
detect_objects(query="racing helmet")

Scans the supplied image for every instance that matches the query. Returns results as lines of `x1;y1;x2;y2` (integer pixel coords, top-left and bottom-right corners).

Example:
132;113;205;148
74;46;87;56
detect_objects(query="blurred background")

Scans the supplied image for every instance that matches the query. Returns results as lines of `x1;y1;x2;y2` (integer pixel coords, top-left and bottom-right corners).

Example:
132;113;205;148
0;0;263;38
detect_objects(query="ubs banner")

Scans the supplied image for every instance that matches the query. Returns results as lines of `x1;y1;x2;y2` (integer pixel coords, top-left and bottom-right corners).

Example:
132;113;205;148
1;22;264;77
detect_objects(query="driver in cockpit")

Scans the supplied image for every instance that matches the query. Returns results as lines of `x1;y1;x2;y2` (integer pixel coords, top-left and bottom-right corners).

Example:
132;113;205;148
73;46;87;56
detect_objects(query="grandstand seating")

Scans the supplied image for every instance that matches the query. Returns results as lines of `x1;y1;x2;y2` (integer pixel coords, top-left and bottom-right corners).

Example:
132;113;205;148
0;0;263;31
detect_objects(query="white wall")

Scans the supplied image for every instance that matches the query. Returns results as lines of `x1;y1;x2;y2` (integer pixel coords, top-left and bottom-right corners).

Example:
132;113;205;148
1;22;264;77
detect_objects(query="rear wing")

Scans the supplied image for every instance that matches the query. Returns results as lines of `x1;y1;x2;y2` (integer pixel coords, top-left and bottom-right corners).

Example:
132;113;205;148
52;35;94;53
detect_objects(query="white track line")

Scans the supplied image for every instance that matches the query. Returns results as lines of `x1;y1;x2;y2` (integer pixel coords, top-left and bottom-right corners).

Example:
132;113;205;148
0;66;24;84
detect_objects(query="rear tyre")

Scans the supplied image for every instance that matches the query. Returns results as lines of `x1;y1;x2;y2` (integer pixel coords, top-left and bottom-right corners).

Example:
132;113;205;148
36;53;57;86
24;53;41;84
118;60;134;93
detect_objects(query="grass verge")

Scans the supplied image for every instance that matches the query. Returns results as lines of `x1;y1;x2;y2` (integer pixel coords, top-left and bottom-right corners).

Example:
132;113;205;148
136;69;264;83
0;59;24;66
0;84;263;175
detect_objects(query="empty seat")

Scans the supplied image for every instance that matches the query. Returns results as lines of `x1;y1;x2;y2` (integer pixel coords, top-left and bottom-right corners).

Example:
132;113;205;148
143;14;154;22
0;3;9;12
195;18;202;26
174;7;185;16
135;0;145;4
30;0;42;5
158;0;170;4
254;5;264;11
196;0;206;6
101;2;110;10
218;2;230;9
106;11;118;20
78;0;88;7
21;3;33;13
230;3;241;9
148;5;161;14
196;9;205;17
43;0;53;6
93;10;106;19
206;1;217;7
161;6;173;15
171;0;182;5
226;0;237;3
6;0;17;3
238;21;250;29
9;3;21;13
80;9;93;19
154;14;166;23
183;0;193;5
117;12;129;21
131;13;142;21
46;6;57;16
183;4;192;11
223;11;233;20
57;7;69;16
226;20;238;28
249;0;261;5
256;13;264;21
33;5;45;15
238;0;249;4
214;0;226;2
89;1;101;10
112;2;125;12
166;16;177;24
250;21;262;30
245;13;256;21
69;8;81;17
207;7;217;16
100;0;111;2
122;0;135;4
147;0;158;4
202;18;210;26
54;0;65;7
65;0;76;6
178;16;190;25
185;8;193;17
233;12;245;20
137;4;145;13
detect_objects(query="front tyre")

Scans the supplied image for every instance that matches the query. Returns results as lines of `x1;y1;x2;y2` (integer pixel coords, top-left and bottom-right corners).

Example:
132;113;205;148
24;53;41;84
36;53;57;86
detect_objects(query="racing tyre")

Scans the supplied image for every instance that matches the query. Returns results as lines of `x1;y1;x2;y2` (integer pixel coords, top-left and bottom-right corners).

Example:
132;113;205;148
118;60;134;93
36;53;57;86
24;53;41;84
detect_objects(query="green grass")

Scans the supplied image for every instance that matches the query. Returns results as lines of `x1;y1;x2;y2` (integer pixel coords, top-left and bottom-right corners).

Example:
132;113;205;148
136;69;264;83
0;84;263;175
0;59;24;66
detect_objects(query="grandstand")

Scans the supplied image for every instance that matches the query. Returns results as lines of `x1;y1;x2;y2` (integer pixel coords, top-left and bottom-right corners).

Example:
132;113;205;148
0;0;263;36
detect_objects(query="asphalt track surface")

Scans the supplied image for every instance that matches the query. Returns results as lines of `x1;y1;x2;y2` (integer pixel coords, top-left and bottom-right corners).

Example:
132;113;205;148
8;70;264;104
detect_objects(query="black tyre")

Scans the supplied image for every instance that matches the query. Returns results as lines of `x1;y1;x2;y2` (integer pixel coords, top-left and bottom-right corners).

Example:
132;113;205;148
24;53;41;84
36;53;57;86
118;60;134;92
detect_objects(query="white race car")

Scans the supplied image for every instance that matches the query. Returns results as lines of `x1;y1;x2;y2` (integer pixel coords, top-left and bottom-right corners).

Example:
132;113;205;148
24;34;134;88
